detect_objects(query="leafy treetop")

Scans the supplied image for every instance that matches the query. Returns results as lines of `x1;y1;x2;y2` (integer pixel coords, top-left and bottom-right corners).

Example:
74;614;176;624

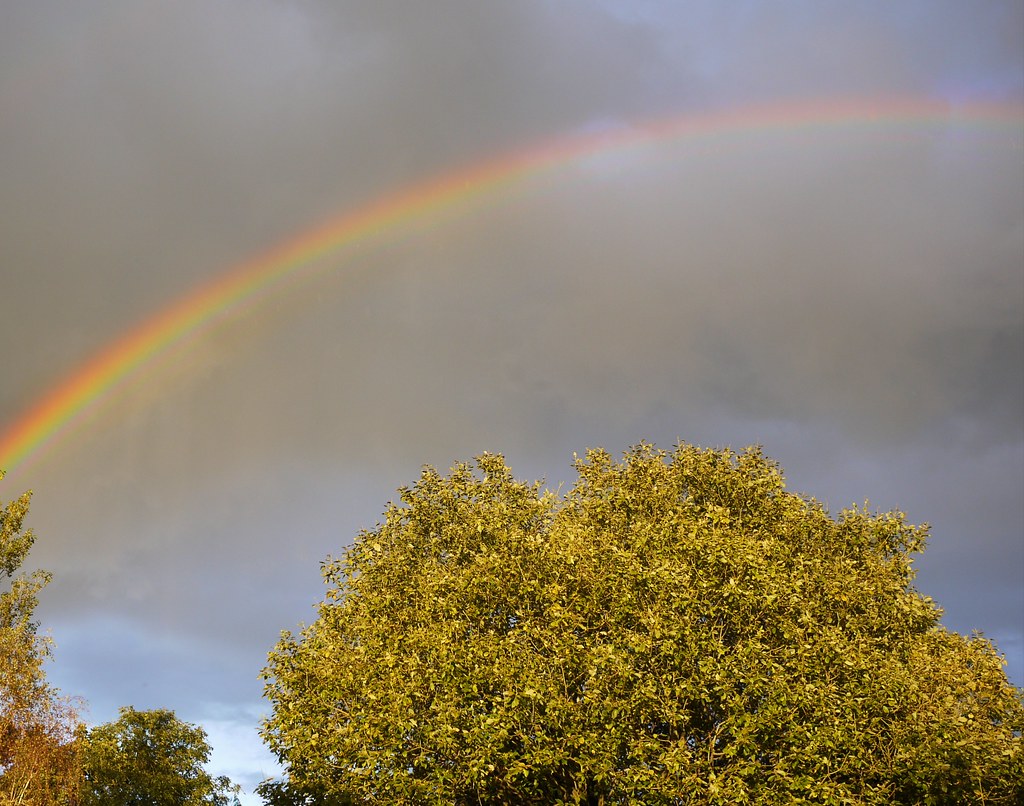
261;444;1023;805
80;706;239;806
1;471;81;805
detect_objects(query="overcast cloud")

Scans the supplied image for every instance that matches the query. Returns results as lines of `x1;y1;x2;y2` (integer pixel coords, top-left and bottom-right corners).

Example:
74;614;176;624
1;1;1021;798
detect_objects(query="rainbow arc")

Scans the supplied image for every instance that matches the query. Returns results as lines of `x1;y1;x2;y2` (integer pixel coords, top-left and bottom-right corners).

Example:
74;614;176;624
1;97;1021;477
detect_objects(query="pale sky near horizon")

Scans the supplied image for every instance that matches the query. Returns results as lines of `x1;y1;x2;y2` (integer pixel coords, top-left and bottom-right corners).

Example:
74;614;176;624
1;1;1022;798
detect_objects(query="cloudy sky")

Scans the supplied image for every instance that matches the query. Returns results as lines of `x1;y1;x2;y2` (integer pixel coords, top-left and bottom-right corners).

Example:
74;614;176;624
1;0;1022;797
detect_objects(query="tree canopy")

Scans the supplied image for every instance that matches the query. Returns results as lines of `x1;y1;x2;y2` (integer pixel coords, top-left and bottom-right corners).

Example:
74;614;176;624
0;471;81;804
1;475;239;804
80;706;239;806
261;444;1023;804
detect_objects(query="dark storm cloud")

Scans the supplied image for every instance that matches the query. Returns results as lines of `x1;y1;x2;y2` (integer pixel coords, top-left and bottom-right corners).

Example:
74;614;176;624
2;0;1021;796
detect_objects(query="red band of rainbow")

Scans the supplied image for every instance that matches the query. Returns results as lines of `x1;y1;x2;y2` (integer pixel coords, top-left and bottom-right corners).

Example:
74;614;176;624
2;97;1021;478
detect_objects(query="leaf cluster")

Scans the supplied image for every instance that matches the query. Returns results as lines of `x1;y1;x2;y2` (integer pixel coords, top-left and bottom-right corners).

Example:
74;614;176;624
0;479;52;712
79;706;240;806
1;472;82;805
265;444;1017;802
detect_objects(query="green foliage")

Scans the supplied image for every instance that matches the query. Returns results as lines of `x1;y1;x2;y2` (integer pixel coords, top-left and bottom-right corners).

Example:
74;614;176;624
0;473;52;709
0;470;82;805
81;706;239;806
255;776;356;806
261;444;1023;804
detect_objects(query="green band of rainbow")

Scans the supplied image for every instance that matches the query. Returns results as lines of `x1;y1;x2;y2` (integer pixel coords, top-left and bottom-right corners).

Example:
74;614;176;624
1;97;1021;478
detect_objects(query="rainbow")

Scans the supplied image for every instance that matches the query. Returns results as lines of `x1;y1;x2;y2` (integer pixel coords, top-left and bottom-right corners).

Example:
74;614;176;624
1;97;1021;478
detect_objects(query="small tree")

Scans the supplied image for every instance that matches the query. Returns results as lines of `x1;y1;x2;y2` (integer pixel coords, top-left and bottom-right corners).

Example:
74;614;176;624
81;707;239;805
0;471;82;805
261;444;1023;804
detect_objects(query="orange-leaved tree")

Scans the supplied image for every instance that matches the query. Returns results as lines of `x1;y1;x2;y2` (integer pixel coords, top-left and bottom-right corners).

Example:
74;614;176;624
0;471;81;805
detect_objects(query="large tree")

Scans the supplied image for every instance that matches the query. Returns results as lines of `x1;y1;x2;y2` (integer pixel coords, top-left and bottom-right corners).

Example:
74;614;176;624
261;444;1023;804
0;471;81;805
80;707;239;806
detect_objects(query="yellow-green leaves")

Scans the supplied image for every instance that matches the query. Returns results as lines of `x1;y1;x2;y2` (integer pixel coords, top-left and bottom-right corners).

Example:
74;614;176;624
80;707;240;806
261;443;1023;804
0;475;81;806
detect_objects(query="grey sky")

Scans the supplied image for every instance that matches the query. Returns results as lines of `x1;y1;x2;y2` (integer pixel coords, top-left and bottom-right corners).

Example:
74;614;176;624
1;1;1021;797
